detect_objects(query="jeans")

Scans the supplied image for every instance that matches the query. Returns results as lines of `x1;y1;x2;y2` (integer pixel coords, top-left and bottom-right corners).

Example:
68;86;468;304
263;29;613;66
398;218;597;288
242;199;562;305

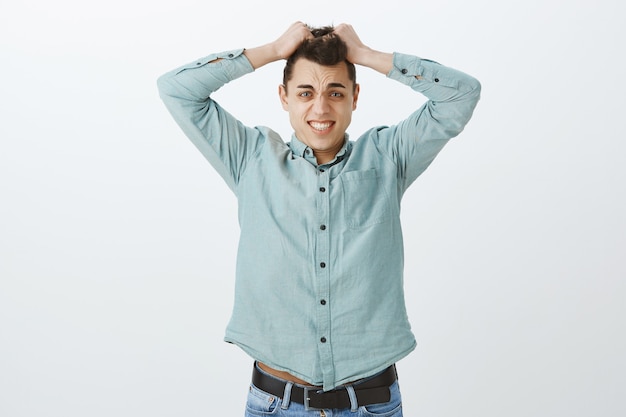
244;375;403;417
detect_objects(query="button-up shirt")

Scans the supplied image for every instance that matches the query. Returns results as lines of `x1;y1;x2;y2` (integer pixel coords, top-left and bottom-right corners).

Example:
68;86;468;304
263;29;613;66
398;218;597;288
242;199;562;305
157;49;480;390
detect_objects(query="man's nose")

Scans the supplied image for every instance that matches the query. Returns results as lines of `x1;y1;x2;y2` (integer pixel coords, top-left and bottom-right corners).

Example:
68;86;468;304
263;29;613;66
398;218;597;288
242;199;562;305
312;95;330;114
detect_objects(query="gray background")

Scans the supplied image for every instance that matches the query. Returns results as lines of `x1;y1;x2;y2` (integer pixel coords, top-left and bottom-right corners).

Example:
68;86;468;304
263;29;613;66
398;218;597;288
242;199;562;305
1;0;624;416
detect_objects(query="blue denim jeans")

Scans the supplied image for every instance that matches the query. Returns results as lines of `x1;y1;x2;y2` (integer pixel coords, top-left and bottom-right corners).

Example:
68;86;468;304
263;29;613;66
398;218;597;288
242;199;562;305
244;370;403;417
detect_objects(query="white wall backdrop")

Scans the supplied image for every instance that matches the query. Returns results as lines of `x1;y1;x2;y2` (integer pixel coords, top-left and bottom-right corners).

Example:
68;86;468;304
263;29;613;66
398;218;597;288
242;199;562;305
1;1;624;416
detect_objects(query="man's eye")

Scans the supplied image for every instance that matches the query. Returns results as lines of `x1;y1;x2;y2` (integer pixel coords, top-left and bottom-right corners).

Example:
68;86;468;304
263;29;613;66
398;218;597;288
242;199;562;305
299;91;312;97
330;92;343;97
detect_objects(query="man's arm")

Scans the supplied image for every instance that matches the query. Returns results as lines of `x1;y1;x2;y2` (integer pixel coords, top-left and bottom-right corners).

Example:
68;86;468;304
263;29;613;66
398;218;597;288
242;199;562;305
156;22;312;191
157;48;256;192
334;23;481;188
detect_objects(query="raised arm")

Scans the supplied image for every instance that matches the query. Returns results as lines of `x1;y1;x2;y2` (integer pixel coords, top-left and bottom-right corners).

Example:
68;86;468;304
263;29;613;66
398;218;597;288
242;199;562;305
333;23;481;188
156;22;314;191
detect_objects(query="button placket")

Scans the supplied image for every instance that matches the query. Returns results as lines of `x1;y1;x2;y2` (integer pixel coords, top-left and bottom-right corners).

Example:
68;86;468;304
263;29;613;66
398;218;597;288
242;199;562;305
315;166;333;370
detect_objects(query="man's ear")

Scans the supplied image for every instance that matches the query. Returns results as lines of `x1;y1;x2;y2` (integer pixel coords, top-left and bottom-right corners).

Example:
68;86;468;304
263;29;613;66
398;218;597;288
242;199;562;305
278;84;289;110
352;83;360;111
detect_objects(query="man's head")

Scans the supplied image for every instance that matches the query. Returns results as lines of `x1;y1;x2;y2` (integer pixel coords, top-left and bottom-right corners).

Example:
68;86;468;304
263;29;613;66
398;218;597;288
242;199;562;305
282;26;356;89
279;26;360;164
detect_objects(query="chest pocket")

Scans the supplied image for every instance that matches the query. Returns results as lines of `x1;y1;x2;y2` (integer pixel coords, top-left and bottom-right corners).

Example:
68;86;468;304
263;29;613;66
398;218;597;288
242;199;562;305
341;169;391;229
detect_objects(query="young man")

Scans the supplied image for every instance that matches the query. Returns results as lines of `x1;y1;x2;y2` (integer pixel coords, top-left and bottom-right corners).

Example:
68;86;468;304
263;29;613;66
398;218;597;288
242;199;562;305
158;22;480;416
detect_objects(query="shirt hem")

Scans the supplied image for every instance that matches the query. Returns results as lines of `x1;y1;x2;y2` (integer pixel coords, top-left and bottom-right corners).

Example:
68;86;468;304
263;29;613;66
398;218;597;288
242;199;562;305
224;335;417;391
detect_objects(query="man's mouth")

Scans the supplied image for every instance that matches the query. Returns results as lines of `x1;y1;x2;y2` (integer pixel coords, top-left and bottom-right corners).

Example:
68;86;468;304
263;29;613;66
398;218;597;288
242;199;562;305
309;121;334;131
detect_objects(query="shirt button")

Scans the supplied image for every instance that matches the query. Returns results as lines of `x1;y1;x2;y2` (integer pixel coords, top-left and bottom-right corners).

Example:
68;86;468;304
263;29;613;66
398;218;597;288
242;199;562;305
196;62;201;65
320;337;327;343
320;262;326;268
228;53;234;58
319;187;326;192
401;68;408;74
320;225;326;230
305;149;310;154
434;78;440;82
320;299;326;305
319;169;325;173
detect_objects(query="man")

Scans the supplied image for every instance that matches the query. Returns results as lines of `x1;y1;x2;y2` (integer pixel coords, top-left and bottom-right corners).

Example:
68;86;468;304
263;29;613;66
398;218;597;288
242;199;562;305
158;22;480;416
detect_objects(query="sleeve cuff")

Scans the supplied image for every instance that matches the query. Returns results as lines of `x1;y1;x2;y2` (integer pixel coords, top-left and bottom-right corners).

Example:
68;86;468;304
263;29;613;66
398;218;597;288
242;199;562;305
175;48;254;79
388;52;459;89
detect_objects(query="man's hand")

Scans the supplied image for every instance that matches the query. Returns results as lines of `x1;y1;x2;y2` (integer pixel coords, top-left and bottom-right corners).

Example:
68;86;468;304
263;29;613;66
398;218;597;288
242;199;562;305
333;24;368;64
244;21;313;70
272;21;314;60
333;23;393;75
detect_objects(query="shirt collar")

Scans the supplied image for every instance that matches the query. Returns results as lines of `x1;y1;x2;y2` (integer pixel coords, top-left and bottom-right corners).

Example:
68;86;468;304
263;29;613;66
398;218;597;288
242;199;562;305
288;134;351;167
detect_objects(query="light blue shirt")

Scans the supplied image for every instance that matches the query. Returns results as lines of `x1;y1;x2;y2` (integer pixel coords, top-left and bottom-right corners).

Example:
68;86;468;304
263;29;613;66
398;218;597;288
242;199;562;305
157;48;480;390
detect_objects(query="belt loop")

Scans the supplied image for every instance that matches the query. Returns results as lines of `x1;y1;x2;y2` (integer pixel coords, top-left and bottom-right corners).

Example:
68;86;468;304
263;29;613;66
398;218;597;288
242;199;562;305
303;387;311;411
345;384;358;412
281;381;294;410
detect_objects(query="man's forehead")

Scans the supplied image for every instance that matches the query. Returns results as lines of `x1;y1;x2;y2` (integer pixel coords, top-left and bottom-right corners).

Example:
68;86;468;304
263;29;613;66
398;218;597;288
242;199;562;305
289;59;352;87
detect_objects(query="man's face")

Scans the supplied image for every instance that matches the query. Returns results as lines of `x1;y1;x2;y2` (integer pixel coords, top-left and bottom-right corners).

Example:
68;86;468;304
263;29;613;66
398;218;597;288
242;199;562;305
279;58;359;164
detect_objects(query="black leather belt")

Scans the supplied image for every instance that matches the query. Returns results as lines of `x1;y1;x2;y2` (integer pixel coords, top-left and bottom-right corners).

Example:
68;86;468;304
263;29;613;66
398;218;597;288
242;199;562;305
251;363;397;410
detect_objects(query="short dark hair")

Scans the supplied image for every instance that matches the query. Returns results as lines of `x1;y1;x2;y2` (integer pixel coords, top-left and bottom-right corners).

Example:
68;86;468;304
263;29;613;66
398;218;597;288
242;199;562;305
282;25;357;91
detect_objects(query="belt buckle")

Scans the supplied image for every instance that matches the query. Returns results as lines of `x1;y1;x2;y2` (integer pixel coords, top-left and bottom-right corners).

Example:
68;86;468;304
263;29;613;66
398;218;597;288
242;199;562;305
303;387;322;411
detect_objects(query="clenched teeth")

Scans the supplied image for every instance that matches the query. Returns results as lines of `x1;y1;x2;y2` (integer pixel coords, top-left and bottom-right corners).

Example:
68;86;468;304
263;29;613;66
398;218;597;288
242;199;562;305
309;122;333;131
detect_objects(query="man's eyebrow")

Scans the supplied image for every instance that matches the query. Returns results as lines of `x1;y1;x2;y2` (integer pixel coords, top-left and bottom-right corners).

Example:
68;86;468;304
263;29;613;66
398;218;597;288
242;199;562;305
296;82;347;90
